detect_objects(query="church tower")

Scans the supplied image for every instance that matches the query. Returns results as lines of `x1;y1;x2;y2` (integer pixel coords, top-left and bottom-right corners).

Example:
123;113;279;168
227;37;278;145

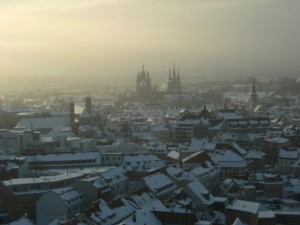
250;78;258;115
136;65;152;100
166;64;181;95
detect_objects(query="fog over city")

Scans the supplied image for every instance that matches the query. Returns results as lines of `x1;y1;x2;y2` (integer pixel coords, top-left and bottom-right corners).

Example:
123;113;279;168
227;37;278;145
0;0;300;88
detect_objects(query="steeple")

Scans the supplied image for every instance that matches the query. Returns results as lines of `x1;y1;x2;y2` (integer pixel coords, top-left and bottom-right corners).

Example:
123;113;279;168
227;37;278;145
136;70;140;82
169;66;171;79
173;63;176;77
177;66;180;79
136;65;152;100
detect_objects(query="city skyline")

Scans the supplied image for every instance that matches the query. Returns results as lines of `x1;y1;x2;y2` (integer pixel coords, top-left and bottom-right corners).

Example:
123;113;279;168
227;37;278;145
0;0;300;85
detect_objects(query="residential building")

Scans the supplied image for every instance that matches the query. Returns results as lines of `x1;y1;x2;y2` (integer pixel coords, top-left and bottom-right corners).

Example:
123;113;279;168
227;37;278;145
249;173;283;198
143;172;177;200
73;167;127;207
212;150;248;180
226;199;260;225
278;148;299;173
36;187;84;225
20;152;101;177
73;175;111;208
79;198;134;225
0;172;85;221
123;154;165;171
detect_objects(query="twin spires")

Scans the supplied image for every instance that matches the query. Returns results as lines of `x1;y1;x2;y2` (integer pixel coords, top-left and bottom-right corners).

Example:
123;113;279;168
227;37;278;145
173;64;176;77
169;63;180;80
137;64;149;80
136;65;152;99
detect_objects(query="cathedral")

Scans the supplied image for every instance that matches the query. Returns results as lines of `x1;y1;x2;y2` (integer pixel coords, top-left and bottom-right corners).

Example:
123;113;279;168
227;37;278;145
166;64;181;95
135;64;182;100
136;65;151;100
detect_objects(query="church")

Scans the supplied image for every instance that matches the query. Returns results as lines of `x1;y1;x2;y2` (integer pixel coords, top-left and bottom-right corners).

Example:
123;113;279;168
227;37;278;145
135;64;182;100
136;65;152;100
166;64;181;95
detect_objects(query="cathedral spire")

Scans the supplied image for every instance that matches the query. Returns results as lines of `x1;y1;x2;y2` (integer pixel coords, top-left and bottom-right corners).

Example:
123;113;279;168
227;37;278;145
177;66;180;79
173;63;176;77
169;66;171;79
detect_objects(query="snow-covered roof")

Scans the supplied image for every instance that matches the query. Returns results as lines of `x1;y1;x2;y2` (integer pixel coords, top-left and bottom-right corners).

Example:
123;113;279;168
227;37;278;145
279;148;299;159
227;199;260;214
143;173;175;195
52;187;83;206
231;142;247;156
119;205;162;225
189;162;218;179
232;217;248;225
167;150;180;160
212;150;247;168
3;172;84;187
166;167;187;181
90;198;134;225
101;167;127;186
217;110;242;120
9;216;34;225
129;192;157;209
123;154;165;171
245;150;265;159
27;152;100;162
184;180;215;206
258;210;275;219
17;116;69;130
188;139;216;152
265;137;289;144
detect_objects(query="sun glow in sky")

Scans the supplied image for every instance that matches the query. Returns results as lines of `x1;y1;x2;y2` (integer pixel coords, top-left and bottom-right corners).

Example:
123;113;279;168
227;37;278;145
0;0;299;84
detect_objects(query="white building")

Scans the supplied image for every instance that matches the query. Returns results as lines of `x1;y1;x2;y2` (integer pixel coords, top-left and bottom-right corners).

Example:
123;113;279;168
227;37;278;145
143;173;176;200
0;128;35;154
212;150;248;180
278;148;299;173
20;152;101;177
123;154;165;171
36;187;84;225
101;167;128;198
16;116;69;133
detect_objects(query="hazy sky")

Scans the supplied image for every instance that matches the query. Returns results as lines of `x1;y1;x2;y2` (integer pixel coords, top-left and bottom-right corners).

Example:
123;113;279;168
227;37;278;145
0;0;299;84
